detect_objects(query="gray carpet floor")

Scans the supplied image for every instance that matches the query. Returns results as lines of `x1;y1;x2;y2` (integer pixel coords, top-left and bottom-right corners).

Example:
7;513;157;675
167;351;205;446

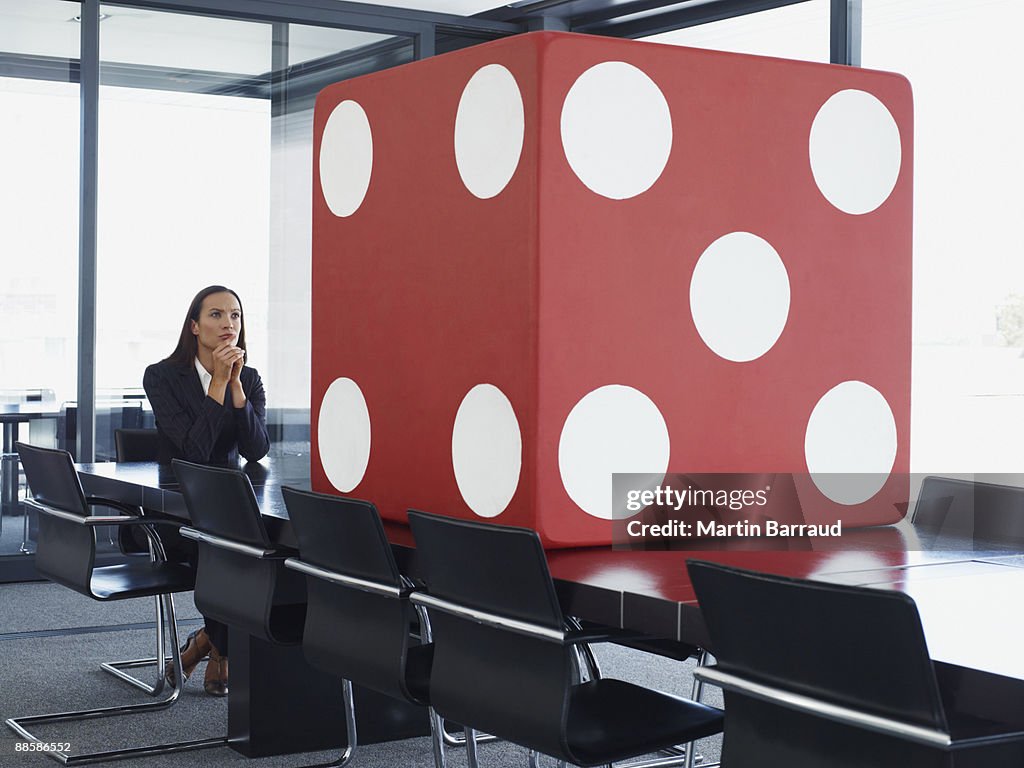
0;582;722;768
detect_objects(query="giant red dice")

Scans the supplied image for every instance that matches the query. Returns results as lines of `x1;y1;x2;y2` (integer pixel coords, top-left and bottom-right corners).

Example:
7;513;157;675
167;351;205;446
310;31;913;547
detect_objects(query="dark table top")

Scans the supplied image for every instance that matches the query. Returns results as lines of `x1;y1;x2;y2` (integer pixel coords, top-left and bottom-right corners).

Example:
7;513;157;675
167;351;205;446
76;457;1024;681
0;402;61;423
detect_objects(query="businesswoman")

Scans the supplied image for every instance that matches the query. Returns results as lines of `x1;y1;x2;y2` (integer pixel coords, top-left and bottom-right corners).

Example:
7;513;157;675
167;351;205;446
144;285;270;696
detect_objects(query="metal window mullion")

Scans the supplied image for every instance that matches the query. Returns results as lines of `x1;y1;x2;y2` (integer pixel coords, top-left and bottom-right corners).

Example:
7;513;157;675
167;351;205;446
98;0;520;37
830;0;862;66
271;21;288;118
414;26;436;60
77;0;99;464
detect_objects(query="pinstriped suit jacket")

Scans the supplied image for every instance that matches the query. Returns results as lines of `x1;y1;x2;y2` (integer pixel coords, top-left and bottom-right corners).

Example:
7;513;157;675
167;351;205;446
143;359;270;466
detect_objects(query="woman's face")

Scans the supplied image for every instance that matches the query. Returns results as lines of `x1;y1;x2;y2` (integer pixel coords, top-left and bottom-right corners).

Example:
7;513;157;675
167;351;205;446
191;291;242;353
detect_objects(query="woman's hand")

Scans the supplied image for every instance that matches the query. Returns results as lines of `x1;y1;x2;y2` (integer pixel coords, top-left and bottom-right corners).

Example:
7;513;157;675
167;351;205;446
229;348;245;383
212;342;245;383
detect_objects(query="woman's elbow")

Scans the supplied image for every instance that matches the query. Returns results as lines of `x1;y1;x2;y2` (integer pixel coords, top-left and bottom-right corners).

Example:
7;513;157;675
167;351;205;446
240;430;270;462
240;442;270;463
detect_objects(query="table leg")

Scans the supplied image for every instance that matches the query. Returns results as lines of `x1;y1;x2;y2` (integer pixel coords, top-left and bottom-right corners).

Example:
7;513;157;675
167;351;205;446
228;629;430;757
2;422;20;520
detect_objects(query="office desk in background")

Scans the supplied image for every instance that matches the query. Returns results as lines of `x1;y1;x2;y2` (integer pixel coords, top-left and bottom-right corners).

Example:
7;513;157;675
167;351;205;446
1;403;60;520
76;458;1024;754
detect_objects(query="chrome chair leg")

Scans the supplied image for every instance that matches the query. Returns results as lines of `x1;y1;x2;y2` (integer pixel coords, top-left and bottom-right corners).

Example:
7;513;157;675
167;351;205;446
682;650;717;768
440;724;498;747
19;496;33;553
100;594;170;695
464;727;481;768
5;594;228;765
412;601;493;750
304;678;358;768
99;536;178;696
565;617;601;683
427;708;448;768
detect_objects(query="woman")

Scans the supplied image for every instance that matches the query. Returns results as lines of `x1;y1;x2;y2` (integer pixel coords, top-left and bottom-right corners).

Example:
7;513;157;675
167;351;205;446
144;285;270;696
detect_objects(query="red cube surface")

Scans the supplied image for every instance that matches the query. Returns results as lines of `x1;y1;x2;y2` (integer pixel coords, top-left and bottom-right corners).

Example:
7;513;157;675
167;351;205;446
311;31;913;547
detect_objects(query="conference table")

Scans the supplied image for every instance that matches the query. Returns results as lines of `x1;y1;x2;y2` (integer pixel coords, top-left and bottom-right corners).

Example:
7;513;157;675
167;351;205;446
76;456;1024;756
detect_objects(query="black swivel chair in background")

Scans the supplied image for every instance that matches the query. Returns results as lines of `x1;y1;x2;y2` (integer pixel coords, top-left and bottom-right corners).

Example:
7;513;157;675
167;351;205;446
114;428;160;463
58;400;144;462
5;443;225;764
911;475;1024;551
407;510;724;768
688;560;1024;768
281;487;446;768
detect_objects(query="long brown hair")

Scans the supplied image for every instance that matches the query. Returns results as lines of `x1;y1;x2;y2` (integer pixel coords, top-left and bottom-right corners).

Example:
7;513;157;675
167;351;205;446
165;285;247;368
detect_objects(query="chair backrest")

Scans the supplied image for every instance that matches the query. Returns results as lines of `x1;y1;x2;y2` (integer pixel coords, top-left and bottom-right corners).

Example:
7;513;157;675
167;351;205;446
59;400;144;461
687;560;949;733
114;428;160;462
912;476;1024;550
282;487;419;702
173;459;304;643
407;510;572;758
15;442;95;595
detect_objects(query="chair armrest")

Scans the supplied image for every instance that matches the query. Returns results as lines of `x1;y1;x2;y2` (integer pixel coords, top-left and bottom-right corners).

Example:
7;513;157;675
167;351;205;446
85;496;145;517
694;665;955;748
285;557;411;597
411;591;568;642
24;498;149;527
180;526;283;559
562;627;664;646
86;496;183;528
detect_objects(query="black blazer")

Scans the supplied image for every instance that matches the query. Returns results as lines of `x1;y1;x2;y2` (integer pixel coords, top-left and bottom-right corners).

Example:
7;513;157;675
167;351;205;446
143;359;270;466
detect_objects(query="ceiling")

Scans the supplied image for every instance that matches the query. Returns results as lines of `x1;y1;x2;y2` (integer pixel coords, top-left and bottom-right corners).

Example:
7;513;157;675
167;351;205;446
1;0;824;69
0;0;829;103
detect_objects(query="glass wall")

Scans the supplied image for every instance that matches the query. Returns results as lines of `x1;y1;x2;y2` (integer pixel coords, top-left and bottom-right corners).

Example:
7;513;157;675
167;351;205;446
643;0;830;62
8;0;1019;566
96;7;273;462
0;1;410;573
0;1;81;563
88;7;404;456
648;0;1024;475
861;0;1024;473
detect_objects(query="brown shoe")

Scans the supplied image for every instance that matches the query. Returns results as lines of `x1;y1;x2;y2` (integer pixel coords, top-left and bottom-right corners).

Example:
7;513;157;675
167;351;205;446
166;629;211;688
204;645;229;697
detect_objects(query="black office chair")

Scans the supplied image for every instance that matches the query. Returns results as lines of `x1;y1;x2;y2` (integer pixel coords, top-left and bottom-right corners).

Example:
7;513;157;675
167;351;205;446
106;427;189;685
911;476;1024;551
407;511;723;768
58;400;144;461
281;487;446;768
687;560;1024;768
114;428;160;462
172;459;306;646
5;442;225;764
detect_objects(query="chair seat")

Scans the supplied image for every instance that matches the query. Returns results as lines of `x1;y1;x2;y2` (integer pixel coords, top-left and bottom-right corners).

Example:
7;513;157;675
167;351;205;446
565;678;724;767
90;561;195;601
404;642;434;704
